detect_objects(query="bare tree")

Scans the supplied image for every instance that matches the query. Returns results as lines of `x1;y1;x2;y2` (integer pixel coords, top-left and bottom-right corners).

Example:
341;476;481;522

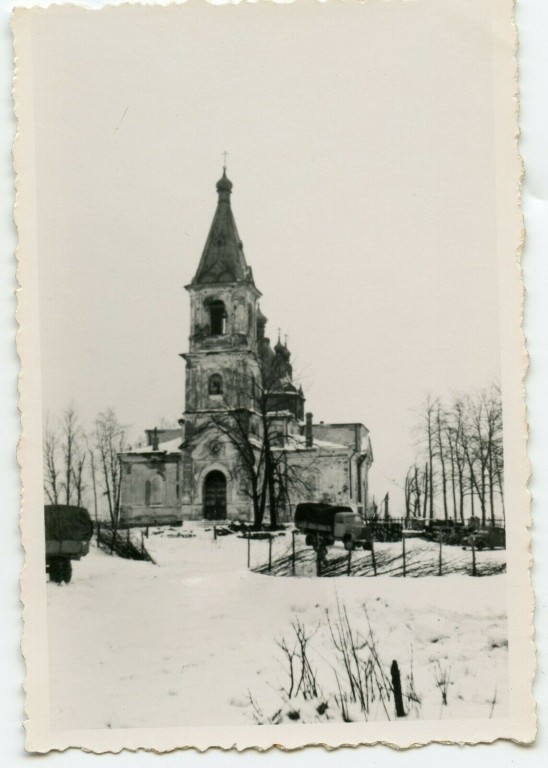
405;385;503;524
43;417;61;505
89;445;99;523
43;406;88;507
434;402;449;520
414;396;437;520
93;408;127;527
59;406;88;506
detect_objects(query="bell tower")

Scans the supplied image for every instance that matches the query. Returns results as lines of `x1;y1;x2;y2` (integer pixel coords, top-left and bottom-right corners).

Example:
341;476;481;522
181;169;262;439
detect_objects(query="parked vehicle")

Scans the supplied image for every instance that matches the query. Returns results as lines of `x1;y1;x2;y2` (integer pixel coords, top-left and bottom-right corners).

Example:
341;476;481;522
462;526;506;551
44;505;94;584
294;503;373;551
368;519;403;542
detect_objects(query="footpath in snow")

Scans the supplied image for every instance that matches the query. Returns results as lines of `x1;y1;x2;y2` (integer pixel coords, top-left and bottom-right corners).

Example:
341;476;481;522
47;525;508;729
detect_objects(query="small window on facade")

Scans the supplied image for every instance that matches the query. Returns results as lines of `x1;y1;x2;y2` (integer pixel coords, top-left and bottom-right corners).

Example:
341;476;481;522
209;373;223;395
209;300;227;335
149;472;165;506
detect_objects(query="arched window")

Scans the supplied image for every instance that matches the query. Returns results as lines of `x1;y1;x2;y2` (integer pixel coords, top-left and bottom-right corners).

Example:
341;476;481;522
208;300;227;335
209;373;223;395
149;472;164;506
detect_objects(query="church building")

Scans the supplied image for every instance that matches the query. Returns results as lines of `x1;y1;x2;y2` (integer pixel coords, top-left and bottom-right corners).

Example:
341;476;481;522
119;170;373;526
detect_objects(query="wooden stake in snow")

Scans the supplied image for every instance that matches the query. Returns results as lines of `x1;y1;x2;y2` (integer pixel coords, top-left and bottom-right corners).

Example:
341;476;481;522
291;530;296;575
268;535;273;572
438;536;443;576
213;524;217;541
390;660;406;717
371;541;378;576
247;534;251;568
471;539;477;577
402;534;407;577
347;548;352;575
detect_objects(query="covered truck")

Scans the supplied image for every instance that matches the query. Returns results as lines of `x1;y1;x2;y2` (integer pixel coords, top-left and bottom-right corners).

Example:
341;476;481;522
294;503;373;551
462;525;506;551
44;505;94;584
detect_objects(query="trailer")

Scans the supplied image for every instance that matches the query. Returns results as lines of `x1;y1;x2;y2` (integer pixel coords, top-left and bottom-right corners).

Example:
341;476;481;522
44;505;94;584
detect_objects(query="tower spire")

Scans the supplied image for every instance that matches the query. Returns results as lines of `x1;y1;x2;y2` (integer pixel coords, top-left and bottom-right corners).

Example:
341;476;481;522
190;168;257;288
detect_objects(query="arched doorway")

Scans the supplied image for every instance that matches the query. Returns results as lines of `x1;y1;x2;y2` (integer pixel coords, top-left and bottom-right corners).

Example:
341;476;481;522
203;470;227;520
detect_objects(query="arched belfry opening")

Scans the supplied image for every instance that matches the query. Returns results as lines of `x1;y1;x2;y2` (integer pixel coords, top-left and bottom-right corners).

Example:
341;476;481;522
207;299;227;336
203;470;227;520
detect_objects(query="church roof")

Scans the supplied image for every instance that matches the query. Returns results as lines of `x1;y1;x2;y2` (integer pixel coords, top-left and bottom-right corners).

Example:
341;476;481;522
123;437;182;456
191;170;256;287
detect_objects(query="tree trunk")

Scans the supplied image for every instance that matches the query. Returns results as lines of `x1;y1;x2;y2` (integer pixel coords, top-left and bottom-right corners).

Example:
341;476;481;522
90;450;98;523
436;407;448;521
422;463;428;518
448;432;458;521
414;466;421;517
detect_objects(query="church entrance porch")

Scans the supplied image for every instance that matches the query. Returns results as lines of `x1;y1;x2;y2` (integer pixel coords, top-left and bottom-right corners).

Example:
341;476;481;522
203;470;227;520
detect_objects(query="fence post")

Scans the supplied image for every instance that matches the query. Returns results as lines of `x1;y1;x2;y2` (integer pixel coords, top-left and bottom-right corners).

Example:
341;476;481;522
402;534;407;577
438;537;443;576
292;530;296;575
347;547;352;576
213;524;217;541
145;526;149;538
371;541;377;576
247;534;251;568
127;528;130;546
141;531;145;556
97;521;101;544
471;539;477;577
316;548;322;578
268;535;273;572
390;661;406;717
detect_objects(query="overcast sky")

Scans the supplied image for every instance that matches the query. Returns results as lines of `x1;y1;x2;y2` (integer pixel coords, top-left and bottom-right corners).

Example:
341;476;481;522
29;0;509;508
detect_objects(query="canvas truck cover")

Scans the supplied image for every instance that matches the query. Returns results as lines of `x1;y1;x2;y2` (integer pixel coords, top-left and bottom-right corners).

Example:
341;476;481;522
44;505;93;542
294;503;354;529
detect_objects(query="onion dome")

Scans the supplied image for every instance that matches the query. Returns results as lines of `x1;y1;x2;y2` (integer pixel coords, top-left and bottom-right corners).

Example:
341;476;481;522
275;335;291;360
216;169;233;195
257;305;267;326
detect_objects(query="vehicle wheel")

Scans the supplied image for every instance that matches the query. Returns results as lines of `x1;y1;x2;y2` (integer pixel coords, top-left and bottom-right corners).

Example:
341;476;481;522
305;534;313;547
49;559;63;584
61;559;72;583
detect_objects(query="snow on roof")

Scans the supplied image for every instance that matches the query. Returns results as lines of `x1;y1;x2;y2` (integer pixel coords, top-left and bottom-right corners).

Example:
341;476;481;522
125;437;182;456
280;433;347;452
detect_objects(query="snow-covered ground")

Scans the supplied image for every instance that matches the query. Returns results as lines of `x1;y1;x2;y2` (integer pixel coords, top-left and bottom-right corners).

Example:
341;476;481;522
47;526;508;729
